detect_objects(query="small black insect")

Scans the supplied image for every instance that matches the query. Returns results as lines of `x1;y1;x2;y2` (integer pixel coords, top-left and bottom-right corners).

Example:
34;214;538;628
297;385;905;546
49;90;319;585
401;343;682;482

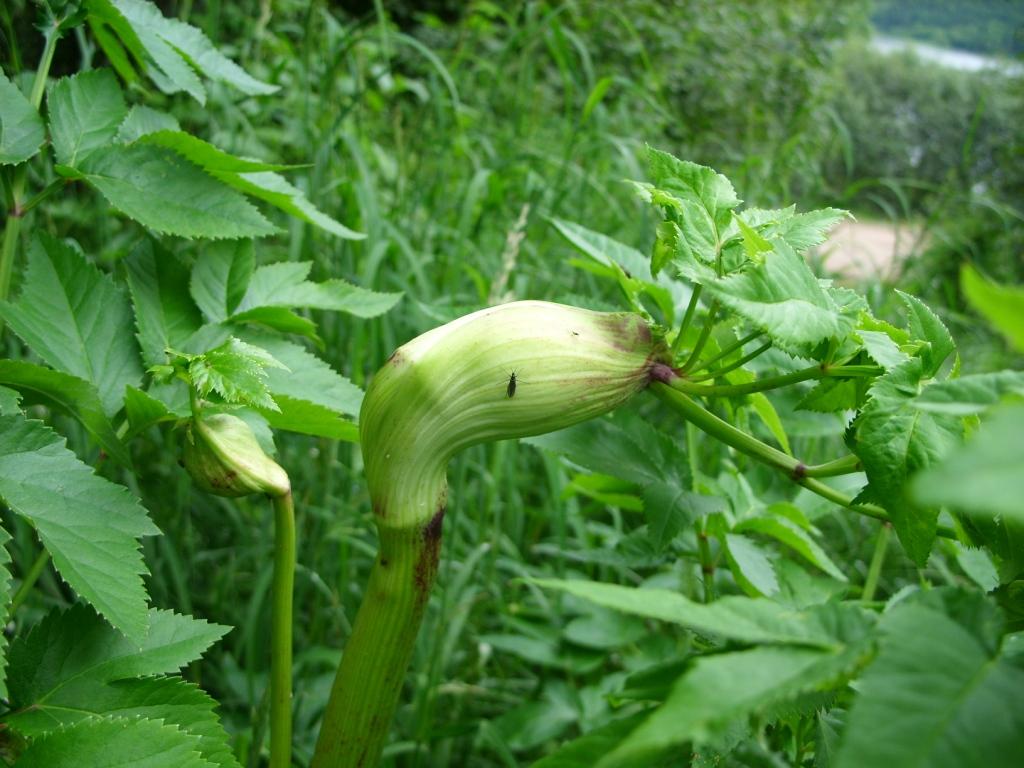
506;371;517;398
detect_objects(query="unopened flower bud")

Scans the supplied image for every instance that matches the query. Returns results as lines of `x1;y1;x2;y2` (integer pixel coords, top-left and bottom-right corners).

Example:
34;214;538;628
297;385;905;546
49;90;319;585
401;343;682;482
183;412;290;498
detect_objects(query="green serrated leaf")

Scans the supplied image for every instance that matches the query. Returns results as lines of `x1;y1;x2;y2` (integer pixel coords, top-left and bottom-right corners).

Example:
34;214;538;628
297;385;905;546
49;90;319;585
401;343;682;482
797;378;859;413
643;482;725;551
15;716;218;768
549;217;651;280
749;391;792;454
124;385;175;437
88;0;277;103
0;71;45;165
835;598;1024;768
0;384;21;414
898;291;955;378
961;265;1024;353
735;514;847;582
0;360;130;466
911;371;1024;416
722;533;779;597
0;416;158;638
125;239;204;367
853;360;961;565
700;240;851;350
47;69;127;167
188;337;286;411
234;262;399;318
599;642;870;768
857;330;909;370
190;240;255;322
137;130;296;172
646;146;740;233
768;208;850;253
526;412;673;487
230;306;320;343
239;332;364;417
7;674;238;768
0;234;143;416
912;403;1024;525
115;104;180;143
210;170;365;239
8;603;229;706
78;144;279;239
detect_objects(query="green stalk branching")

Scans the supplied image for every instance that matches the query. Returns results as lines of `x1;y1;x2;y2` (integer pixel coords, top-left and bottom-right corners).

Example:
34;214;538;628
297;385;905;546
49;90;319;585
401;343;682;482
651;383;957;539
687;340;774;382
671;363;882;397
678;300;719;372
670;285;703;358
688;329;766;374
0;25;59;315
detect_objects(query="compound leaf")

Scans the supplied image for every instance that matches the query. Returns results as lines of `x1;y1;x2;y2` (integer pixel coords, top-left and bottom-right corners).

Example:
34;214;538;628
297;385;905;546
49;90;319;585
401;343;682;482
0;71;45;165
75;144;278;239
7;603;228;707
0;360;130;466
125;239;204;367
835;598;1024;768
852;360;961;565
600;643;870;768
210;170;365;239
47;69;127;167
898;291;955;378
0;234;142;417
190;240;255;322
235;262;399;318
14;716;217;768
0;416;158;638
701;241;850;349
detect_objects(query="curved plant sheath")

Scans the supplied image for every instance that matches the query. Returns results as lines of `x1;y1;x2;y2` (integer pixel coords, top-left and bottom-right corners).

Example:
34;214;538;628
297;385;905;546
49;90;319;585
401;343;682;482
312;300;669;767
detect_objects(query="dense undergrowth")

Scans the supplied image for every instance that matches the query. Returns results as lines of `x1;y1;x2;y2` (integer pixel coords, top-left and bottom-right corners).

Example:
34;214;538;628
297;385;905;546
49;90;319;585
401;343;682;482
1;1;1022;766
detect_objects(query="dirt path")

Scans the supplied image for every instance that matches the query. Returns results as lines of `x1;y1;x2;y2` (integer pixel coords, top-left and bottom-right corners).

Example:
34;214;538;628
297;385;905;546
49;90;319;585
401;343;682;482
817;219;923;282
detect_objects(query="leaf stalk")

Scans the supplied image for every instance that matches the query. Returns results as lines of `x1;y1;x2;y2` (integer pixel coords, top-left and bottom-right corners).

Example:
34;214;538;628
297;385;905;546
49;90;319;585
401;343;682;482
651;384;957;539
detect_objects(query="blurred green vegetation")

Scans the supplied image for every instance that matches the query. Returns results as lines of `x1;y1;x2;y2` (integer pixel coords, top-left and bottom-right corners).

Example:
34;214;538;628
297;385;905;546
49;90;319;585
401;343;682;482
871;0;1024;56
2;0;1022;765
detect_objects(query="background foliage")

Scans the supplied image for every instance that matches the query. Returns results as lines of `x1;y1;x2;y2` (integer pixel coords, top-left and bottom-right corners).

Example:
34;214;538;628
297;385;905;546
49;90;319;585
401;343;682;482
1;0;1022;766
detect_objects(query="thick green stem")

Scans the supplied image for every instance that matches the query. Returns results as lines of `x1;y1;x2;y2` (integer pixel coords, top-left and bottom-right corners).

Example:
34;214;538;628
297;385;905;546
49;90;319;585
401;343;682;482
651;383;957;539
270;491;296;768
311;522;442;768
861;523;891;601
802;454;862;478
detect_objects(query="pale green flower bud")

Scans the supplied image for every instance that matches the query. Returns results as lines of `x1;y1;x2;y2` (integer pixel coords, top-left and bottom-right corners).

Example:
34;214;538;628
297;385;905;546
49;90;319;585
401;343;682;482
183;412;290;498
360;301;669;528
